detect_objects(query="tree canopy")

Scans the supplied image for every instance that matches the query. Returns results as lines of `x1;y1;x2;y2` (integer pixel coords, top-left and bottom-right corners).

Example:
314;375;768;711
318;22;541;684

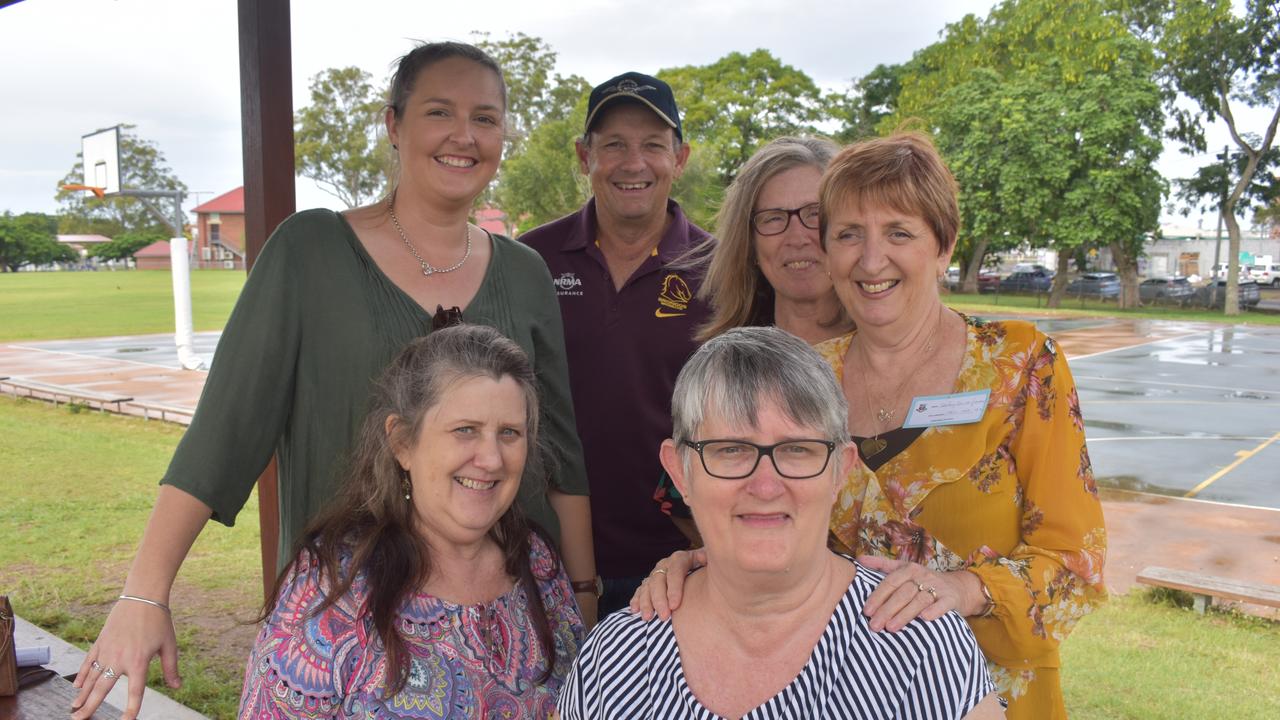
0;212;74;272
294;66;388;208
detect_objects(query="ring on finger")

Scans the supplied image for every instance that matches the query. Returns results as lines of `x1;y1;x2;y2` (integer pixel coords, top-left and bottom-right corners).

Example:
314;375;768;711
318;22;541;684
924;585;938;600
91;660;103;673
102;666;118;679
915;581;926;593
652;568;668;577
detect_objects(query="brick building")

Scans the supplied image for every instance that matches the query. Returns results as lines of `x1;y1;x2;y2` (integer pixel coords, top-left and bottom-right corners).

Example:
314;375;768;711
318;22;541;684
193;187;246;270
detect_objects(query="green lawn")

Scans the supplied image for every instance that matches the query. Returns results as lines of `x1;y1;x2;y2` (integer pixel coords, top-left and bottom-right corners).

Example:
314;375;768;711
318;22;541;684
0;396;260;719
0;269;246;342
3;395;1277;718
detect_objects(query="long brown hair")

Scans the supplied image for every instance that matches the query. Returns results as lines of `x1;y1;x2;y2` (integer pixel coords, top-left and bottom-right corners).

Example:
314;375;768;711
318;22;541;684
260;325;559;692
684;136;845;341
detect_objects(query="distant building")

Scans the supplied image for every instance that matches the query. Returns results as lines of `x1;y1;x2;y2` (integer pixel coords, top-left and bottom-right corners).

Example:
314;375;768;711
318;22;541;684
474;206;511;237
134;240;174;271
56;234;113;261
193;187;246;270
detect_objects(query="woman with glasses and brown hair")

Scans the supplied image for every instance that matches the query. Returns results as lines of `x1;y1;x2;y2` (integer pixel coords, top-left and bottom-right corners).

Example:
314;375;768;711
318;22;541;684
689;135;852;345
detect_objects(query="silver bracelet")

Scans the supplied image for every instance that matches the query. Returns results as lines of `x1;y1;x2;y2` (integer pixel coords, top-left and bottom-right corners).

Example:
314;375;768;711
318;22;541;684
118;594;171;613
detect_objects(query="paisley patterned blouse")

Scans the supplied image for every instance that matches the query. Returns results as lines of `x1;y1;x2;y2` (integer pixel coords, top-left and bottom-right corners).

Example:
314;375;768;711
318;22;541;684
814;315;1106;720
238;533;583;720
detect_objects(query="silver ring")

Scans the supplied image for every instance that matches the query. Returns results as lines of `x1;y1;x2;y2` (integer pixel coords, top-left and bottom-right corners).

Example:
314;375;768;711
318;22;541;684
91;660;103;672
102;666;118;679
652;568;669;577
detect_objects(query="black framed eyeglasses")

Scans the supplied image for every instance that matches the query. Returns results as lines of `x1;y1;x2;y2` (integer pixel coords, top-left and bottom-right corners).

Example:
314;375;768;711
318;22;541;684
750;203;821;236
682;439;837;479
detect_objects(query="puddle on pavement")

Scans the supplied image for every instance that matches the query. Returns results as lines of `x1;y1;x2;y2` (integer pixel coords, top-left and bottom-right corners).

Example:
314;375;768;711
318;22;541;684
1085;419;1143;432
1224;390;1272;400
116;347;158;354
1092;386;1179;397
1098;475;1188;497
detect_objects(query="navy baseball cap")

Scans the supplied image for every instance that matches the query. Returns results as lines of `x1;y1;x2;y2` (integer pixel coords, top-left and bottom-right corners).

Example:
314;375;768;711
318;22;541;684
584;72;683;142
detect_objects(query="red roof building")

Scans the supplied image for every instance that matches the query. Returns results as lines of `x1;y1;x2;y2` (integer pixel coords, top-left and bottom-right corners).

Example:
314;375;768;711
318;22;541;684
133;240;173;271
193;187;246;270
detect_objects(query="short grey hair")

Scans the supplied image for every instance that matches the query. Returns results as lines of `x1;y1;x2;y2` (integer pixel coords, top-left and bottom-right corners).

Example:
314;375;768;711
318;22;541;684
671;327;848;461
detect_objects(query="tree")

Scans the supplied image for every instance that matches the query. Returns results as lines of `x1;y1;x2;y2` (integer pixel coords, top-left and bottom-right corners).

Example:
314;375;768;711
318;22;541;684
295;66;389;208
828;63;905;143
493;108;590;233
471;31;590;157
893;0;1166;307
55;125;186;238
660;50;826;185
0;212;73;272
91;229;166;263
1142;0;1280;314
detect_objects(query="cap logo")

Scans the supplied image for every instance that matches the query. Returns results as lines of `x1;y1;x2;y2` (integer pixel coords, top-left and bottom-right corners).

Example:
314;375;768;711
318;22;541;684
606;78;657;96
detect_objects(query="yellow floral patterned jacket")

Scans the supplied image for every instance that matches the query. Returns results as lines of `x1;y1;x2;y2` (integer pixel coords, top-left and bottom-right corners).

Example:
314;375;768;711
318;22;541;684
814;316;1106;720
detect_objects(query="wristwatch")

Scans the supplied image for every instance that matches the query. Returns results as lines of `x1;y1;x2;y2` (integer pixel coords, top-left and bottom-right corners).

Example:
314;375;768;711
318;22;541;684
570;576;603;598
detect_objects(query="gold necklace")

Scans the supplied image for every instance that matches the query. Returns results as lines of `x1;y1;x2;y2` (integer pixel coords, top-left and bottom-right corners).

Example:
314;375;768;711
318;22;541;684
852;305;945;458
388;194;472;277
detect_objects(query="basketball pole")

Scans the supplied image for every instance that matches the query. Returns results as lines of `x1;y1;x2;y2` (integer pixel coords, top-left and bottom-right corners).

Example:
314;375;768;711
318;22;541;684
123;189;207;371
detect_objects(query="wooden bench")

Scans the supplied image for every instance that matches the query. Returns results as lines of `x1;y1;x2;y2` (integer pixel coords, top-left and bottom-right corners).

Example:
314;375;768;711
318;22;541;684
0;377;133;414
1136;566;1280;614
128;400;195;424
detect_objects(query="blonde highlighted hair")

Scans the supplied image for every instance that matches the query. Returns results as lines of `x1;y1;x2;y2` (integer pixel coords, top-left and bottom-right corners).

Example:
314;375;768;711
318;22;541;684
690;136;842;342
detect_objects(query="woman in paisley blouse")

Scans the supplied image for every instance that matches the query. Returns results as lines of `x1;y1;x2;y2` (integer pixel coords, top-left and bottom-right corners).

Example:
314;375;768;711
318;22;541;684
635;132;1105;719
239;325;582;720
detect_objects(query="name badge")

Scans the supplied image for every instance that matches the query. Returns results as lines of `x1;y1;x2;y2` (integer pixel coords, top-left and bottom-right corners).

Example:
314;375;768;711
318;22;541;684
902;389;990;428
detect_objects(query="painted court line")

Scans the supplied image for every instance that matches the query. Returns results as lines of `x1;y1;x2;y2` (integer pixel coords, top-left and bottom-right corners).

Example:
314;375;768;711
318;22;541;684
1184;429;1280;499
1089;435;1275;443
1073;375;1279;396
6;343;194;371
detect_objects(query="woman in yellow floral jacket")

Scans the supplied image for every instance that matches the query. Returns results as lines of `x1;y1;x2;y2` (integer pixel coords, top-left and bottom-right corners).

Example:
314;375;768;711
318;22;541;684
634;132;1104;720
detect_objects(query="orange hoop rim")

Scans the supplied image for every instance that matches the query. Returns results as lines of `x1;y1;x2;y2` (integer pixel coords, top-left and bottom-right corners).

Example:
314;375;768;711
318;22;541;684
61;184;106;199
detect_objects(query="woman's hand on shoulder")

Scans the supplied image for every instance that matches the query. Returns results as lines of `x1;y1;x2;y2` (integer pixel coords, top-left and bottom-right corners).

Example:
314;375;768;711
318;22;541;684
858;555;986;632
628;548;707;621
962;692;1006;719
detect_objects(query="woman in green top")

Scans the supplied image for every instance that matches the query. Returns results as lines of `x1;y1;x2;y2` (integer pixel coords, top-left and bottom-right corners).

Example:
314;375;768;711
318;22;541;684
71;41;596;720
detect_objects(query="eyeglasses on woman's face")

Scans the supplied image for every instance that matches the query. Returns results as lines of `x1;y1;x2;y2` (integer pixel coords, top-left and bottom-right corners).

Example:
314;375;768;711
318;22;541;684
682;438;836;479
750;203;821;236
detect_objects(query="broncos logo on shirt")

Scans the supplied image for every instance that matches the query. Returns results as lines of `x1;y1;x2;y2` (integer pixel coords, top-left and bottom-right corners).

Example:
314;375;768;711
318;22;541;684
655;274;691;318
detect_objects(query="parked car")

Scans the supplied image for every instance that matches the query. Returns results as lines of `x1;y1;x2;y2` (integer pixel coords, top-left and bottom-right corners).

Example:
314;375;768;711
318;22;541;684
999;268;1055;293
1139;277;1196;304
1195;279;1261;309
1210;263;1250;279
1066;272;1121;299
975;271;1002;294
1248;263;1280;287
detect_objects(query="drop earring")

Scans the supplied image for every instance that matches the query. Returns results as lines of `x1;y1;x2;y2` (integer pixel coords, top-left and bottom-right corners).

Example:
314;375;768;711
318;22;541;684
400;467;411;501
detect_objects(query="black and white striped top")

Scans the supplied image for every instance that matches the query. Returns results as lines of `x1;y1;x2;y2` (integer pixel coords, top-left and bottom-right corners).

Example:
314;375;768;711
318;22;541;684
558;562;995;719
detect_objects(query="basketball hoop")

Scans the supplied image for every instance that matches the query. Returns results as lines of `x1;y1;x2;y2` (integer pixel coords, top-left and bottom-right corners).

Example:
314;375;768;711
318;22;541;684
61;184;106;199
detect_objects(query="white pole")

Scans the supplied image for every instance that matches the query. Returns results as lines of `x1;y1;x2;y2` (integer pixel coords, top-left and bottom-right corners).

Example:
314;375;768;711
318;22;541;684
169;237;206;370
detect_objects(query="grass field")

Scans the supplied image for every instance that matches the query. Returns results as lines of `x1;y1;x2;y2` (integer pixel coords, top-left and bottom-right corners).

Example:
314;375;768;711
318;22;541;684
0;269;246;342
0;270;1277;347
3;394;1278;718
0;395;260;719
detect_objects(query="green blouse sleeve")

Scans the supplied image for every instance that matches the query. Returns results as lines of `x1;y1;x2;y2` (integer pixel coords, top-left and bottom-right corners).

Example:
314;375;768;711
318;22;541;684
160;218;303;526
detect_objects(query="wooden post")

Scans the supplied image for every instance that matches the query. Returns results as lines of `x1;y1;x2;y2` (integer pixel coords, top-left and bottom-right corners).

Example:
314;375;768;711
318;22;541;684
238;0;295;599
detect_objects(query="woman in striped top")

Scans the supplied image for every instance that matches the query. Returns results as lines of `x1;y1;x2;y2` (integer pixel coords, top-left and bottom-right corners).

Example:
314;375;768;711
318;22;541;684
558;327;1003;719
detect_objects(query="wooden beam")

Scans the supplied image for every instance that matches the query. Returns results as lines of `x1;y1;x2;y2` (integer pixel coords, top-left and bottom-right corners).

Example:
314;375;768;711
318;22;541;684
238;0;295;598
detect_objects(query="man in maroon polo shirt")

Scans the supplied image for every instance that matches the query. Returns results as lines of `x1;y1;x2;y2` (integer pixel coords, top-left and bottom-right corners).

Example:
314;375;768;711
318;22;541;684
521;72;711;614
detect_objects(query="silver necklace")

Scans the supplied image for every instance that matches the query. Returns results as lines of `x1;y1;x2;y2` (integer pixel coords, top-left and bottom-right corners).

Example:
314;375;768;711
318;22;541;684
388;196;472;277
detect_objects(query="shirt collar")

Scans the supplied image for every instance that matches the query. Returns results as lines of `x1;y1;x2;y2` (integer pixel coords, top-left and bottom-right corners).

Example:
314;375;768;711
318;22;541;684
561;197;698;262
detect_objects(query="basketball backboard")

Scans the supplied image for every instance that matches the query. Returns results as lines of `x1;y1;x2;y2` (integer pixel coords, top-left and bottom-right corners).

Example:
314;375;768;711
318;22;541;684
81;126;121;196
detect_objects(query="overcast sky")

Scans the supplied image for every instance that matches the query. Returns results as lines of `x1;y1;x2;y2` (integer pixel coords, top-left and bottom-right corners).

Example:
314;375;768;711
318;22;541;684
0;0;1267;230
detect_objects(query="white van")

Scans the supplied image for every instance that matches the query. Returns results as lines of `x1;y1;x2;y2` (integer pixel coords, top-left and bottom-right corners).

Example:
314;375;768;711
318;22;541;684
1249;264;1280;287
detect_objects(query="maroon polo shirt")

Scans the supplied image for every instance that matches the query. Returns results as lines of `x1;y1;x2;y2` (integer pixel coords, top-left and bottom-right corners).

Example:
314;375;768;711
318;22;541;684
522;198;711;578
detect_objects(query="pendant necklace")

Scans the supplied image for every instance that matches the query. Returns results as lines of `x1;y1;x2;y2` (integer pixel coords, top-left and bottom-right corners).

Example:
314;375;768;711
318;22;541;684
853;305;945;459
388;195;472;277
